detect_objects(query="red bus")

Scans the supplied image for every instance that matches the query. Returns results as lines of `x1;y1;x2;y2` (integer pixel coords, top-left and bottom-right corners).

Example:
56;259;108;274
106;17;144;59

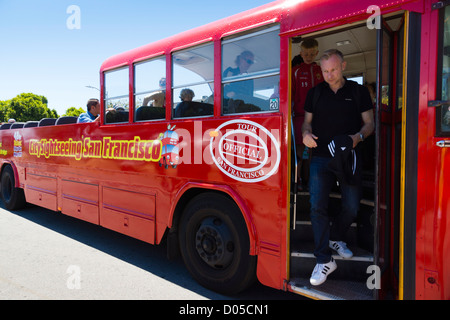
0;0;449;300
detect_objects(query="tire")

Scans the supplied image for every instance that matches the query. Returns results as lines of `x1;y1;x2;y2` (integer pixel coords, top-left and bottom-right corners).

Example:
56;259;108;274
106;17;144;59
179;192;256;295
1;165;26;210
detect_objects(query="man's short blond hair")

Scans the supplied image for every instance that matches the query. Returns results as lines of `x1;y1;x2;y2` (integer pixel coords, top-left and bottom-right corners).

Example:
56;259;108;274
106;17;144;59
320;49;345;62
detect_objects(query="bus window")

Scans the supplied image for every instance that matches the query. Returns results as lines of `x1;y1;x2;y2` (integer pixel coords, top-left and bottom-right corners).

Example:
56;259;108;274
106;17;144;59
104;67;130;124
437;5;450;135
134;57;166;121
172;43;214;118
222;26;280;115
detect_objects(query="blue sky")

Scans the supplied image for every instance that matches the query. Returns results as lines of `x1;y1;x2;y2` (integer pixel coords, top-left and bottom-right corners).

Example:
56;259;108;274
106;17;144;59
0;0;273;115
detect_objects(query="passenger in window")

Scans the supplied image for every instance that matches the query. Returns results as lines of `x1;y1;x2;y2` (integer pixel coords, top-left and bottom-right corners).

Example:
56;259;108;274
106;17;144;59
292;39;324;190
180;88;195;102
77;98;101;123
223;50;255;99
143;77;166;108
174;88;195;118
202;94;214;105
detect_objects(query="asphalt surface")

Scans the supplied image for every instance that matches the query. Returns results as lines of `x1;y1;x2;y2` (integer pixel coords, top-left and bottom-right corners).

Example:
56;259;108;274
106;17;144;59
0;202;303;301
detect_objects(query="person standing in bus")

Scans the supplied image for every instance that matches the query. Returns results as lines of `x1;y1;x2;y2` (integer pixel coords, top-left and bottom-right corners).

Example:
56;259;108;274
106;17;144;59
77;98;101;123
302;49;374;286
292;39;323;190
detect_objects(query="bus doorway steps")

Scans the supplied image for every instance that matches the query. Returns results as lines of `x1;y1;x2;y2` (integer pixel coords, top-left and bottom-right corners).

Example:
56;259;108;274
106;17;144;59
290;191;375;300
290;241;374;281
289;242;375;300
288;278;373;300
294;191;375;252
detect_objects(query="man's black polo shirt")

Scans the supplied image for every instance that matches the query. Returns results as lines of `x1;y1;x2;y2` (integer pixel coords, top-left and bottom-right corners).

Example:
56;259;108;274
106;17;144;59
303;79;373;157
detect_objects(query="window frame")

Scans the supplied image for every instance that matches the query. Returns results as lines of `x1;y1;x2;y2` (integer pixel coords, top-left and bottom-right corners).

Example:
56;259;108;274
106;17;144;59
171;42;215;120
133;56;167;123
221;25;281;116
103;66;130;124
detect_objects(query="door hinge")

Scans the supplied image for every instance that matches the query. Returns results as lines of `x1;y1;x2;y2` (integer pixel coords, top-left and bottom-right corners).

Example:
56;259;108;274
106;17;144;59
428;100;450;107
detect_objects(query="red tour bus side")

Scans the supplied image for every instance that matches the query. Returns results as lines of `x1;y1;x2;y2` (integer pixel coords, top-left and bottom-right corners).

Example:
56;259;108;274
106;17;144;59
0;0;449;300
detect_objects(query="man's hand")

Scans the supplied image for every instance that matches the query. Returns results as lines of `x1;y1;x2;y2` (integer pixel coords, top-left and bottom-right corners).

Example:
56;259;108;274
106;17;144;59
303;131;318;148
349;133;361;149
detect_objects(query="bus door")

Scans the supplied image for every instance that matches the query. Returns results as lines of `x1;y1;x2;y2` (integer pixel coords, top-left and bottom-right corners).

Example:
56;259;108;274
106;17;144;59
375;14;406;300
288;13;411;300
379;10;434;300
288;21;382;300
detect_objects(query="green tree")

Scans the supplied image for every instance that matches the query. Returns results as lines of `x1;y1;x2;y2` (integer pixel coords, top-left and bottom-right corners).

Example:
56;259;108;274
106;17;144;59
2;93;59;122
0;100;9;122
63;106;84;117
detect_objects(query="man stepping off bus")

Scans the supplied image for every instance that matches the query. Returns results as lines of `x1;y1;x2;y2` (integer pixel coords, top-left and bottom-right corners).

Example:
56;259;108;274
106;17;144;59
302;49;374;286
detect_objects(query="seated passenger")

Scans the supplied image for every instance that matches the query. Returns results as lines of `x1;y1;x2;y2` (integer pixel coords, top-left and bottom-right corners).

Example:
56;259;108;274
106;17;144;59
223;50;255;99
174;88;195;118
77;98;101;123
180;88;194;102
142;77;166;108
105;106;128;123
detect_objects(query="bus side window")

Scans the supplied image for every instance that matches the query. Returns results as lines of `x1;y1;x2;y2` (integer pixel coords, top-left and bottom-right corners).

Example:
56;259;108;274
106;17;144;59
134;57;166;122
437;5;450;136
104;67;130;124
221;26;280;115
172;43;214;119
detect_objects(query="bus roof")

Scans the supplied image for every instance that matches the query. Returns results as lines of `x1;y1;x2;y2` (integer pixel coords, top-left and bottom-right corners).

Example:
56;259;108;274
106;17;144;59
100;0;422;71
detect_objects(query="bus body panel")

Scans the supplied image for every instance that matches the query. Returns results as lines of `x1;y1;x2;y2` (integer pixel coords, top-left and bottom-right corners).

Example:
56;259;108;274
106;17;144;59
1;115;286;290
416;1;450;300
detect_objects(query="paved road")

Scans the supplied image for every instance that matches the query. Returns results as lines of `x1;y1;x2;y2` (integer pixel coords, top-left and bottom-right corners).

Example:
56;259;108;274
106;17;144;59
0;202;302;300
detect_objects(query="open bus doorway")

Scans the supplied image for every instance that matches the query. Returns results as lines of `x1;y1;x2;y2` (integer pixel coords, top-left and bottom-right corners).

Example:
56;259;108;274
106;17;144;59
288;14;406;300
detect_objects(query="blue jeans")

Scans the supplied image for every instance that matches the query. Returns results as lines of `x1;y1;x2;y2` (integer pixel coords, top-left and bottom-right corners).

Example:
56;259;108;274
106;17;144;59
309;156;361;264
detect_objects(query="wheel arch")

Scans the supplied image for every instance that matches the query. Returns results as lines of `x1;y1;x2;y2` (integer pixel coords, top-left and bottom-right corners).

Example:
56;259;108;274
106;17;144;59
0;161;20;188
168;183;257;256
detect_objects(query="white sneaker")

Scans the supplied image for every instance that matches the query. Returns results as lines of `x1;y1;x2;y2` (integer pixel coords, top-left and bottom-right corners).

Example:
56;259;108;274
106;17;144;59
310;258;337;286
329;240;353;259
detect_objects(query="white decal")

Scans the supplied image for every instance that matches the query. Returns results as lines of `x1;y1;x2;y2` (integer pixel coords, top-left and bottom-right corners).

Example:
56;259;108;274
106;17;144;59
13;131;22;158
209;120;280;183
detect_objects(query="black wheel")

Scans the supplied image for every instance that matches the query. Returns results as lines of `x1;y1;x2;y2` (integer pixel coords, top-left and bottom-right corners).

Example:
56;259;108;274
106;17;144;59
1;165;25;210
179;193;256;295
